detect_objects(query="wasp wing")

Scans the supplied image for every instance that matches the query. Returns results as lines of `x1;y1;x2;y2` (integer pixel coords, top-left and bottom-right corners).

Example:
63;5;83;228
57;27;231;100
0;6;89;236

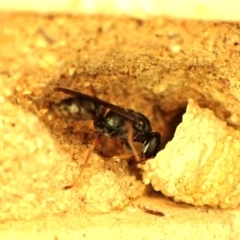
55;87;140;122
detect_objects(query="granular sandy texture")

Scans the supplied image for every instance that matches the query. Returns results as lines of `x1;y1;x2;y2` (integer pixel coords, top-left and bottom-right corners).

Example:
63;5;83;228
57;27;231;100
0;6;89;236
1;12;240;238
0;100;69;220
0;196;238;240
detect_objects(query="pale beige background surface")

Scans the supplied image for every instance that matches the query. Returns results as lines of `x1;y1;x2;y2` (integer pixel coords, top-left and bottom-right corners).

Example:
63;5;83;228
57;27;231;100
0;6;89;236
0;0;239;21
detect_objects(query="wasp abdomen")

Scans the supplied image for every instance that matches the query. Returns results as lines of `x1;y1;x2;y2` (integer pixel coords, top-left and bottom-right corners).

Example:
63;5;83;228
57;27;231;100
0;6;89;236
51;97;102;121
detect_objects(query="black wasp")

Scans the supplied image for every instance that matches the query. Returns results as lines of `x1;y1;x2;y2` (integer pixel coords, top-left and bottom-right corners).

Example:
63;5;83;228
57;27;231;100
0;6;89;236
51;87;161;189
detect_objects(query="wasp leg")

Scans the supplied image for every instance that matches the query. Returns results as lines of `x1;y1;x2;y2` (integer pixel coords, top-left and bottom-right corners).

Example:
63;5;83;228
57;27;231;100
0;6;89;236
126;122;141;163
63;134;101;190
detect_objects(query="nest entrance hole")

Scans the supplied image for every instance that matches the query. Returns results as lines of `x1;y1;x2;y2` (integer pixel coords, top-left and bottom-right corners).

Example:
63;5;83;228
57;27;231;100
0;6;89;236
153;104;187;149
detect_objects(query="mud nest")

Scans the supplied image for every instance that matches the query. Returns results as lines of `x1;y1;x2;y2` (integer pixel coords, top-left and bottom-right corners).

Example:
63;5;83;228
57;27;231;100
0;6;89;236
1;13;240;221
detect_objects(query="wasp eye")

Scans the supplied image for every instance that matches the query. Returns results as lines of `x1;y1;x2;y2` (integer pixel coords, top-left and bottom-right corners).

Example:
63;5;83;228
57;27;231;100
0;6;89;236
142;132;161;159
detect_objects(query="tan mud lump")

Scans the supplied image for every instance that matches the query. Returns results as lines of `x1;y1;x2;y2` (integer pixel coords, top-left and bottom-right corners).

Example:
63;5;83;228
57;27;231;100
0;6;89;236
143;99;240;209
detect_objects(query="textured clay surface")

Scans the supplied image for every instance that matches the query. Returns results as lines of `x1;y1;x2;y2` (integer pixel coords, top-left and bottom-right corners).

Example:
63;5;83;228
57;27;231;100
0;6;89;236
143;99;240;208
1;13;240;239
